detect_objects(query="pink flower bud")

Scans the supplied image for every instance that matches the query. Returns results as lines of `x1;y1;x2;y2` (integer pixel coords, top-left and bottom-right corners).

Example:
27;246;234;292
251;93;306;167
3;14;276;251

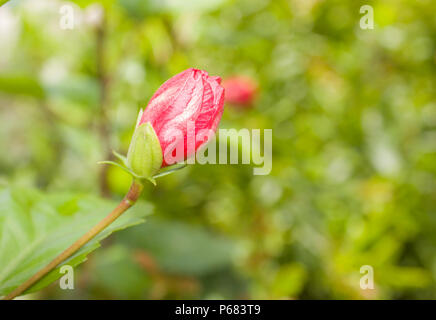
139;68;225;167
222;76;257;107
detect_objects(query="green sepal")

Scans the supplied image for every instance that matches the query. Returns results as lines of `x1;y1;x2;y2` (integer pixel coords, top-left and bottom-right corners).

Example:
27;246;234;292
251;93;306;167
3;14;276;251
112;150;128;166
97;161;157;186
97;160;132;175
98;123;188;186
153;163;187;179
126;122;163;179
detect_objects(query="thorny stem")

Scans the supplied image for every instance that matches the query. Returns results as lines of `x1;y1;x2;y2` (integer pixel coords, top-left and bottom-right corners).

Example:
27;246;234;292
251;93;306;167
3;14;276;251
3;180;144;300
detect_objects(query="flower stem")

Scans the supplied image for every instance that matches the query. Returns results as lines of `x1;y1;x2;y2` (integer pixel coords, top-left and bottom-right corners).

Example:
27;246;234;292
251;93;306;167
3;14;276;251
4;180;144;300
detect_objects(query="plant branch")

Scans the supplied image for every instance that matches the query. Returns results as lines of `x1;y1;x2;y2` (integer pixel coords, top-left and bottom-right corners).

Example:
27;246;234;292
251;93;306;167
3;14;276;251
3;180;144;300
96;9;112;197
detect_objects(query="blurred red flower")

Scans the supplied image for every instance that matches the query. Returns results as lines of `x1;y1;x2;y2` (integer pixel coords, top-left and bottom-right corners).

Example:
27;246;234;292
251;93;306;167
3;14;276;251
222;76;257;107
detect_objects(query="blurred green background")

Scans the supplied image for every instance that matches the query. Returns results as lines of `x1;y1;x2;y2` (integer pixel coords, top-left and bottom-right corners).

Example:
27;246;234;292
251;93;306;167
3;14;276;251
1;0;436;299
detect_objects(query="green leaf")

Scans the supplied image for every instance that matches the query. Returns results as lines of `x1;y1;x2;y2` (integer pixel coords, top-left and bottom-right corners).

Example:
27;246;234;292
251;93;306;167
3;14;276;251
44;76;99;107
0;74;45;98
118;0;224;18
117;218;234;276
0;185;152;297
88;245;152;299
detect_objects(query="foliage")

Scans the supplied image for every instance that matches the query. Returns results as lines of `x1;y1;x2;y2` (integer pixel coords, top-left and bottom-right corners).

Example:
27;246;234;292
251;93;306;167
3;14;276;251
1;0;436;299
0;185;152;297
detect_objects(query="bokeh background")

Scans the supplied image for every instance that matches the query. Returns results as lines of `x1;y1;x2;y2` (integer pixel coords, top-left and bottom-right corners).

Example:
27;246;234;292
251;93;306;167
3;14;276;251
1;0;436;299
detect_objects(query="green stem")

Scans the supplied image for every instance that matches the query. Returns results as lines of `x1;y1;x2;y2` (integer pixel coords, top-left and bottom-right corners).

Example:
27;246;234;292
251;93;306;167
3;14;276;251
3;180;144;300
96;9;112;197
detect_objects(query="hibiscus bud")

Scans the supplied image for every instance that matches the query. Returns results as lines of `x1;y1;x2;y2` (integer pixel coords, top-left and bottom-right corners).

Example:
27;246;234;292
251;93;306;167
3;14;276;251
222;76;257;107
126;120;163;179
138;68;225;167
